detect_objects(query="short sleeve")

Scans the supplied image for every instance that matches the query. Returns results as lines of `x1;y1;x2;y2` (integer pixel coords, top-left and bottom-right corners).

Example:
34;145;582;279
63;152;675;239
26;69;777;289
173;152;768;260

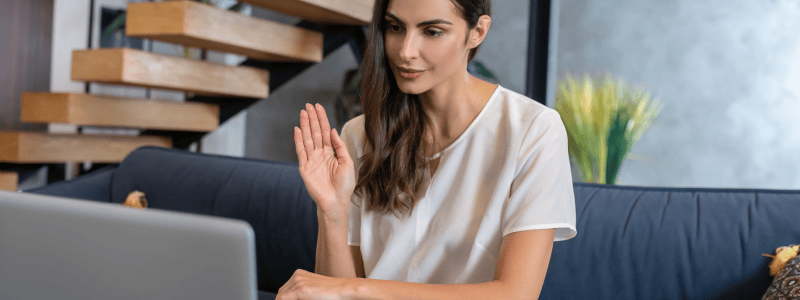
340;117;363;246
502;109;577;241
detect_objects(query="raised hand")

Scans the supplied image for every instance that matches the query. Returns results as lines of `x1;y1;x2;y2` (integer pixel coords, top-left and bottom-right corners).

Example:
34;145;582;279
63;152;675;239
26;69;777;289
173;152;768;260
294;103;356;216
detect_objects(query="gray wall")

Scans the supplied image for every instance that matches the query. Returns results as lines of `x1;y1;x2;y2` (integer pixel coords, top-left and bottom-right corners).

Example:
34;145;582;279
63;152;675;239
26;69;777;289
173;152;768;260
473;0;530;95
245;46;358;161
1;0;52;132
554;0;800;189
243;1;531;161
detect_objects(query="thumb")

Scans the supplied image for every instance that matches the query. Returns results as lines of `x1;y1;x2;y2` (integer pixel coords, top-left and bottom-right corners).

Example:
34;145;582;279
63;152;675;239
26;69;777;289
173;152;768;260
331;128;352;165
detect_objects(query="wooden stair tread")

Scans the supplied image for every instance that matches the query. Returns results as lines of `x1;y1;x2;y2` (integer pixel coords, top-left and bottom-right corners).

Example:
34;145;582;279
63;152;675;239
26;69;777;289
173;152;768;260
0;171;18;192
71;48;269;98
126;1;323;63
21;92;219;132
0;131;172;163
237;0;373;25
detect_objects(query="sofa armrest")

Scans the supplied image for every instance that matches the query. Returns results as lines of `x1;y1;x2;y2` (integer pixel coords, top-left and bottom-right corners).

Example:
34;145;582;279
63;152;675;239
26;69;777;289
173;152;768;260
24;165;116;202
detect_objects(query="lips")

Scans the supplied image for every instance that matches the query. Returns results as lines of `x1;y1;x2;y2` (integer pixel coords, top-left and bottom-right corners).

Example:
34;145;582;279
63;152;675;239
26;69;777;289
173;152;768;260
397;67;425;79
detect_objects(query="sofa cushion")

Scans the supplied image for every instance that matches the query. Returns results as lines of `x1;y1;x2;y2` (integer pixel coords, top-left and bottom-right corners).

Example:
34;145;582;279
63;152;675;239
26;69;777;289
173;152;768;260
540;183;800;300
25;165;116;202
111;146;318;293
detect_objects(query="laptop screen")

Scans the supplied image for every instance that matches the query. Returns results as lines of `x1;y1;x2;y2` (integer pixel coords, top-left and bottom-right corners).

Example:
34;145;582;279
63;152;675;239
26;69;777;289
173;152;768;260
0;191;257;300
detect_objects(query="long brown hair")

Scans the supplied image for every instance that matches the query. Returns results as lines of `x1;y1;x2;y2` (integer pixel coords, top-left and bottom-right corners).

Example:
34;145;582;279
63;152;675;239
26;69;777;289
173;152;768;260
355;0;492;216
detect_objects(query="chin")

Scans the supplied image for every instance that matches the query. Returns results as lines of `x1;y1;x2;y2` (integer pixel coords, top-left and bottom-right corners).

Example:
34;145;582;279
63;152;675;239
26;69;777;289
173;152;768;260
395;80;428;95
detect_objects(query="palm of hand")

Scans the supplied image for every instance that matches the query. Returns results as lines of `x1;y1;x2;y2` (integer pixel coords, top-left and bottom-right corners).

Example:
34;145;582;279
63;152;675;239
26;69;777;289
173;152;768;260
301;143;352;211
294;103;355;214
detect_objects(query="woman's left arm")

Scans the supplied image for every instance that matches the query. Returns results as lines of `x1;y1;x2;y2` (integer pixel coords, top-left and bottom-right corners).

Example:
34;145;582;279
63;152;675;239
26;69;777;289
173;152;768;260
276;228;556;300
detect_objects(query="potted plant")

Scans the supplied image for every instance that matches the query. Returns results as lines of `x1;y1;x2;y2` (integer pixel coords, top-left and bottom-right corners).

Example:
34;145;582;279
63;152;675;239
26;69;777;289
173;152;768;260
554;72;662;185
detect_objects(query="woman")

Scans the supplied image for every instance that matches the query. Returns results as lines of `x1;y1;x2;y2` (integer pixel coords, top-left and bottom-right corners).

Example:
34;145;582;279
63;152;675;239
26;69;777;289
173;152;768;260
283;0;576;298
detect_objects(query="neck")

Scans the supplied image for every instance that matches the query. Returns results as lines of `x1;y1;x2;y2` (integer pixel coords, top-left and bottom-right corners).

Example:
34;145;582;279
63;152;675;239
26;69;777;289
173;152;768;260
417;67;496;154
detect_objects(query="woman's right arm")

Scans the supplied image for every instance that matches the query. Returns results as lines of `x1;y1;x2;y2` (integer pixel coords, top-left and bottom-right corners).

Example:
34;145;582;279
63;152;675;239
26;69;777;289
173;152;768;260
294;103;362;278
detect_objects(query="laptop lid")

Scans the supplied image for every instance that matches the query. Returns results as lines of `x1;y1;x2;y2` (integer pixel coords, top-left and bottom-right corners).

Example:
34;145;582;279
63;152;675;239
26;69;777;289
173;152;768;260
0;191;257;300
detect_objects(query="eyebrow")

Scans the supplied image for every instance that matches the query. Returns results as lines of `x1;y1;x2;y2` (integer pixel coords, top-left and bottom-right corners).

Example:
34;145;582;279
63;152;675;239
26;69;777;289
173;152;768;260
384;12;454;27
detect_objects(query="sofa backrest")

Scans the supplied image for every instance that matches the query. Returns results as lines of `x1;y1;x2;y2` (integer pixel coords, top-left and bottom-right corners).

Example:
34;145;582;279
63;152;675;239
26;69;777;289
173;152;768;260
541;183;800;299
111;147;318;293
112;147;800;298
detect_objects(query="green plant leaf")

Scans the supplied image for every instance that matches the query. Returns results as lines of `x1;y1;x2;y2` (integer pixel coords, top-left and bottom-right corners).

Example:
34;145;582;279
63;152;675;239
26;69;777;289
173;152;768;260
228;3;244;11
471;61;496;80
606;108;631;184
102;13;126;40
554;72;661;185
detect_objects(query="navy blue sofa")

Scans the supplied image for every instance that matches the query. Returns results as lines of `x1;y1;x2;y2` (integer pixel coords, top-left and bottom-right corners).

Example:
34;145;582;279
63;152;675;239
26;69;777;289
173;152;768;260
26;146;800;299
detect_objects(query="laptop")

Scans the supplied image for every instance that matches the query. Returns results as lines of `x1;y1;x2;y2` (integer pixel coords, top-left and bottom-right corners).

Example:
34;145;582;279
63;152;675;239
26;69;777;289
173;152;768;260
0;190;257;300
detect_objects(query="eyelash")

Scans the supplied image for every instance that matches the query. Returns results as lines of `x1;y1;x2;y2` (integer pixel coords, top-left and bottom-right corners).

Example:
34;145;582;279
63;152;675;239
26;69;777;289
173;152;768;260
386;24;444;37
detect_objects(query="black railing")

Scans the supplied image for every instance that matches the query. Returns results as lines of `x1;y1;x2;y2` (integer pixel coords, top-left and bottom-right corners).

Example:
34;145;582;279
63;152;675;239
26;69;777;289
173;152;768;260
525;0;551;106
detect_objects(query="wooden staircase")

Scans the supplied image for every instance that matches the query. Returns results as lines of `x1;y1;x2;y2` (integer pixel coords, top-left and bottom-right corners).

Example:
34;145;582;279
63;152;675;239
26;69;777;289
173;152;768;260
237;0;372;25
126;1;323;62
0;171;18;192
6;0;372;185
0;132;171;163
72;48;270;98
21;92;219;132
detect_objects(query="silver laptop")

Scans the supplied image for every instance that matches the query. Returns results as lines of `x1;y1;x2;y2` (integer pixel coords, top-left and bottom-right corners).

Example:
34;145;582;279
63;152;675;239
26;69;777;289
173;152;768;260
0;190;257;300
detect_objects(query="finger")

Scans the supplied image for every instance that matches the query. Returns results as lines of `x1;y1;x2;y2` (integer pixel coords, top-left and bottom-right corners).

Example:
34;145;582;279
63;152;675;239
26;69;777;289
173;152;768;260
331;128;353;165
315;104;332;148
281;270;304;297
277;281;286;296
305;103;323;149
294;127;307;168
300;110;314;155
278;282;295;299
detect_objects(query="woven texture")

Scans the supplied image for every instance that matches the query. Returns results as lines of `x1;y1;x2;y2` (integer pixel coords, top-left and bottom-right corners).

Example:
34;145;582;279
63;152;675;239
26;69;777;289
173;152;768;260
763;255;800;300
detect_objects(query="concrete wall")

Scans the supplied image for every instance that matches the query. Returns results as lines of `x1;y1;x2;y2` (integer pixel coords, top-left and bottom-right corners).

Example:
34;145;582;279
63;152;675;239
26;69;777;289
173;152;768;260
244;45;358;161
472;0;530;95
50;0;88;94
554;0;800;189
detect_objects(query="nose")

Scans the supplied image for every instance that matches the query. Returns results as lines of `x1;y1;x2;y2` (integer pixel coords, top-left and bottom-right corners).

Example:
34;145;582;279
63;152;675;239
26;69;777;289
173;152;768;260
399;32;419;61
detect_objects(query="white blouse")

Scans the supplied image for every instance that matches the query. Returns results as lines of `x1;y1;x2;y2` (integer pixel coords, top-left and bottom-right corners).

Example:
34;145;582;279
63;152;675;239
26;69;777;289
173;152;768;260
340;85;577;284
